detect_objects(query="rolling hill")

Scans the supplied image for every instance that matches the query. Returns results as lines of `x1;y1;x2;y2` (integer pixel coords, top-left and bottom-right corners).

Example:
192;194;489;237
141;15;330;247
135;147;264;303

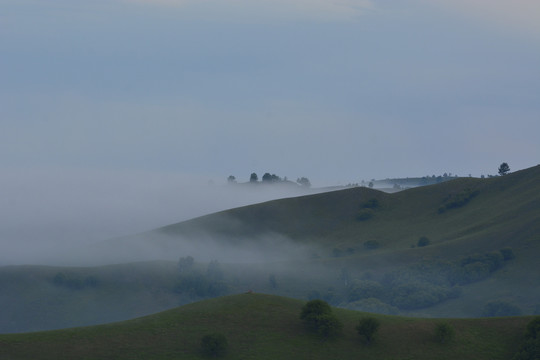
1;165;539;333
0;293;533;360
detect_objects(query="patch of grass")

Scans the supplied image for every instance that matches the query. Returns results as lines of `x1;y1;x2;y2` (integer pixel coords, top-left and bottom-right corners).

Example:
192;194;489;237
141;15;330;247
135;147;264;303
0;294;532;360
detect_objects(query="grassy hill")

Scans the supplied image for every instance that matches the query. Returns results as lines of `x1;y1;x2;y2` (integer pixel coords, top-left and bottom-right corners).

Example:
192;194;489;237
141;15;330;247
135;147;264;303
1;166;539;333
0;293;533;360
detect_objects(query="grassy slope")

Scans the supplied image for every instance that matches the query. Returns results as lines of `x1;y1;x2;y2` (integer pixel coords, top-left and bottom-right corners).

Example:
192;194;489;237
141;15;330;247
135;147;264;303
1;166;538;332
157;165;540;254
149;166;540;314
0;293;531;360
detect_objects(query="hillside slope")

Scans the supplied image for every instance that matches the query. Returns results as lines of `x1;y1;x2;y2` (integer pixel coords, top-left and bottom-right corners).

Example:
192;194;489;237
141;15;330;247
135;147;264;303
0;293;532;360
91;165;540;267
1;166;538;332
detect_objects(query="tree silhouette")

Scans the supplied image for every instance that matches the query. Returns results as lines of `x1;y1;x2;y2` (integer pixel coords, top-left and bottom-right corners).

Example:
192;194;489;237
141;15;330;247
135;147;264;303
498;162;510;176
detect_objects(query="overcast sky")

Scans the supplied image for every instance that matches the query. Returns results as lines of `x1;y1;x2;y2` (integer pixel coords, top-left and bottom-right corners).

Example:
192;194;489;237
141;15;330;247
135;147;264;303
1;0;539;260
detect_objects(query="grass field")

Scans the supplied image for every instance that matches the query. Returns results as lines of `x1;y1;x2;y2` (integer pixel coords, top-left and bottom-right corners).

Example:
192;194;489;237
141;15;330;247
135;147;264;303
0;293;533;360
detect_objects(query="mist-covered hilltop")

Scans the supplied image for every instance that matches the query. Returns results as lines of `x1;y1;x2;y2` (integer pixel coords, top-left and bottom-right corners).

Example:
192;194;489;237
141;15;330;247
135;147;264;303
1;165;539;333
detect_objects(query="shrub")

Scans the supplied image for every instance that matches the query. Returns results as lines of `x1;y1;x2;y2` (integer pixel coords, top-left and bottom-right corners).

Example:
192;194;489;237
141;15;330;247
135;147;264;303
356;317;381;344
417;236;430;247
434;322;455;343
201;333;228;357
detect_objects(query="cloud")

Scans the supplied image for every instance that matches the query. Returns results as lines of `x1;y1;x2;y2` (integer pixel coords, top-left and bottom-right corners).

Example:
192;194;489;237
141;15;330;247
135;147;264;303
122;0;374;21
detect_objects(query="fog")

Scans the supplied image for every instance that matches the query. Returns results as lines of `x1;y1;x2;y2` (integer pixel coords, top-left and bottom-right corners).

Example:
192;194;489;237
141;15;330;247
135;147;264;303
0;168;320;266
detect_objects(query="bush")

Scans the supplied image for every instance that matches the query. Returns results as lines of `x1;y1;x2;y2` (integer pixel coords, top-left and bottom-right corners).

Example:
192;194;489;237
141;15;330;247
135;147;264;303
417;236;430;247
482;301;522;317
356;317;381;344
201;333;228;357
434;322;455;343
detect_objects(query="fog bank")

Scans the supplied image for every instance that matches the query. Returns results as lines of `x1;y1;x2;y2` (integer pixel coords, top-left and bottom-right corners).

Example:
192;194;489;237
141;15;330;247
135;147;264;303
0;168;318;266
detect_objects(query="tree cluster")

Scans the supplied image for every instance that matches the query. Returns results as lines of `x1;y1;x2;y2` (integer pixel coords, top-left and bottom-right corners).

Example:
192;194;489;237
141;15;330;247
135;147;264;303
340;249;513;311
230;172;311;186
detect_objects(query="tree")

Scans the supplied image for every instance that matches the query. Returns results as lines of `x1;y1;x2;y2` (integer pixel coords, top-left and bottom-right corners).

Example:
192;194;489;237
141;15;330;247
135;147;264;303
498;162;510;176
314;313;343;338
250;172;258;182
201;333;228;357
262;173;281;183
300;299;331;324
356;317;380;344
434;322;455;343
300;299;343;338
227;175;236;183
297;177;311;188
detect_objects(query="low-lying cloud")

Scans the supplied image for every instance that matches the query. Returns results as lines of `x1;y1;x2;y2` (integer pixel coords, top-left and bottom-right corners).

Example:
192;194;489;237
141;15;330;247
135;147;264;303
0;167;317;266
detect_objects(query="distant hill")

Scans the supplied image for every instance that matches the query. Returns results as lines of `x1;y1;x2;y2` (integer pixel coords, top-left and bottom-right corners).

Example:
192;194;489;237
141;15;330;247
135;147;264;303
1;165;539;333
91;165;540;266
0;293;532;360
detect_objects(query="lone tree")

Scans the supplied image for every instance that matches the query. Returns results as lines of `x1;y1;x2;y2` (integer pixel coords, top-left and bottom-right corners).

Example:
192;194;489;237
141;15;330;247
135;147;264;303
356;317;380;344
498;162;510;176
201;333;228;357
300;299;342;339
249;172;258;182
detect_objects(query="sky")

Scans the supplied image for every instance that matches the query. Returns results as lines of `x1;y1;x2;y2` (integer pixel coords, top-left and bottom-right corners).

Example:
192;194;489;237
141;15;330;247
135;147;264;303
1;0;539;261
